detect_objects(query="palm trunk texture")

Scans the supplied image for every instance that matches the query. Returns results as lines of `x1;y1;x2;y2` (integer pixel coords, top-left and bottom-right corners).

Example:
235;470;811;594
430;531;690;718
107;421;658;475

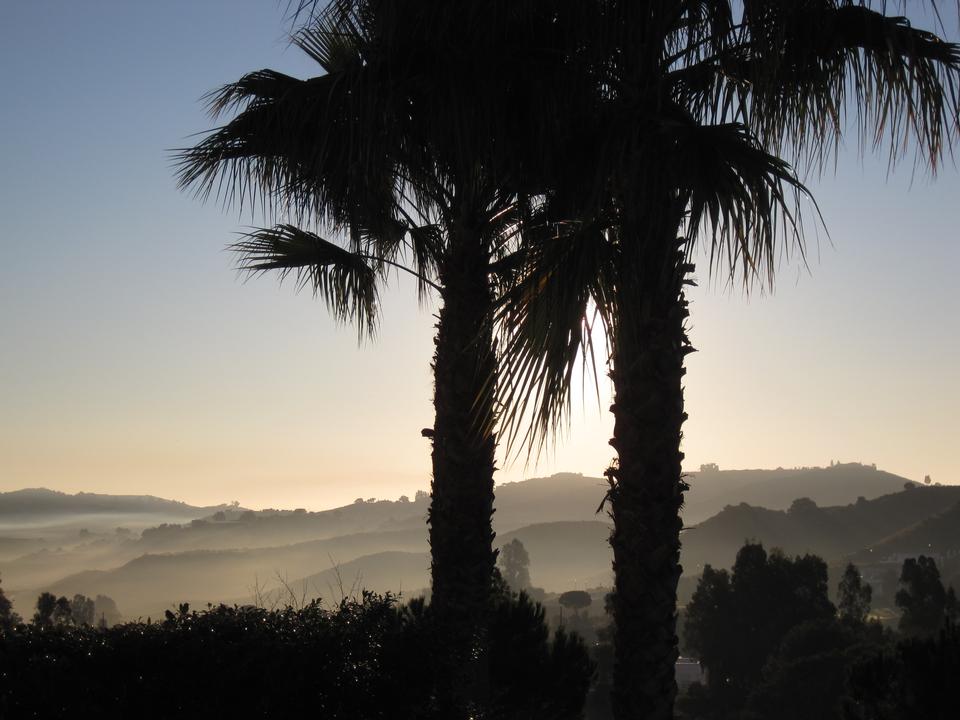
607;233;692;720
427;221;497;712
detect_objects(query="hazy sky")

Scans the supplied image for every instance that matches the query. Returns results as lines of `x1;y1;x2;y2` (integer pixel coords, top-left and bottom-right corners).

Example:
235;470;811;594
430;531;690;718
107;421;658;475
2;2;958;510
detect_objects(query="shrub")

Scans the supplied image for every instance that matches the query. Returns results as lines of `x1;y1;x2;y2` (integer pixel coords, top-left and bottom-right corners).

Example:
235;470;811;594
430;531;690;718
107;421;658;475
0;591;592;719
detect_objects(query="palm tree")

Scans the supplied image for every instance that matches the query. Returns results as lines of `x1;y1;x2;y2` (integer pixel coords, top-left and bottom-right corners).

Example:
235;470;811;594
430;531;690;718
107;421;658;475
175;1;577;711
499;3;960;718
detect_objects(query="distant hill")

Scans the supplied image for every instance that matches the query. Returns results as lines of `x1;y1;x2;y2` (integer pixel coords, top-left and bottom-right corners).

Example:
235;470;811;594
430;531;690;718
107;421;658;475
28;528;429;617
129;477;610;554
681;462;913;523
18;485;960;620
850;500;960;562
681;485;960;574
4;463;946;619
2;536;142;590
3;462;911;552
493;474;611;528
498;521;612;590
0;488;223;518
494;486;960;597
500;463;914;526
252;551;432;608
136;499;429;553
0;537;46;561
27;522;610;618
213;523;617;612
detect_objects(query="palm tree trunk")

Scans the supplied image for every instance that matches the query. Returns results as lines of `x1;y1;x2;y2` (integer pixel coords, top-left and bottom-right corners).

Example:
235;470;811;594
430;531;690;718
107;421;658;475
428;220;497;712
607;233;691;720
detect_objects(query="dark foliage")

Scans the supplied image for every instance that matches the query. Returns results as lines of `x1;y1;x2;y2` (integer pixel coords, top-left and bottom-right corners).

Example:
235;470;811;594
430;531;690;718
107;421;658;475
844;622;960;720
895;555;956;637
498;539;532;593
683;542;836;714
838;563;873;626
559;591;593;612
742;618;888;720
675;546;960;720
69;595;96;627
0;575;20;633
677;549;897;720
51;596;72;626
32;592;57;628
0;591;592;720
486;591;595;719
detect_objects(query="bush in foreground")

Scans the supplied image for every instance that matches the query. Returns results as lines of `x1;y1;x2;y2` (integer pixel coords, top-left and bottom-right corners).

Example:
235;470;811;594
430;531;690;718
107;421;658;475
0;591;592;719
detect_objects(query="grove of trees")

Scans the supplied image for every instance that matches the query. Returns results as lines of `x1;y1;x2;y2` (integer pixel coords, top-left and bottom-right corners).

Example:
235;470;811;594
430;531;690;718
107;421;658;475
678;544;959;720
28;592;117;629
683;543;837;712
896;555;959;637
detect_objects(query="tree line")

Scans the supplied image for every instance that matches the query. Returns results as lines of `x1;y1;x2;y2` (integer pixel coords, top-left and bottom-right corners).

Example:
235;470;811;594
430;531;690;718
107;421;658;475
0;577;123;631
677;544;959;720
0;583;591;719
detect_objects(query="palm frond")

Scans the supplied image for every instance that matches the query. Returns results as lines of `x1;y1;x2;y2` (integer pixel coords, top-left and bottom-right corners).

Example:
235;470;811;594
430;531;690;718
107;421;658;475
233;224;380;339
741;0;960;171
669;120;815;289
495;216;616;458
292;0;367;74
173;11;404;234
404;223;445;301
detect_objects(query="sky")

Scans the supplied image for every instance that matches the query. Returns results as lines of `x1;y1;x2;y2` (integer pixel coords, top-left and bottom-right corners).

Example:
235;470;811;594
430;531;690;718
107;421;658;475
1;2;958;510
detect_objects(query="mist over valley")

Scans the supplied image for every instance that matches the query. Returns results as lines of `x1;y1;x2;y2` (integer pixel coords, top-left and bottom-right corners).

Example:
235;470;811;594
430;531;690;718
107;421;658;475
3;463;956;621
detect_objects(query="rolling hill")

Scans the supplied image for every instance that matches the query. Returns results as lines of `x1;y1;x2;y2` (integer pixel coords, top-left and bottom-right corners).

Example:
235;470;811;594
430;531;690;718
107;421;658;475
680;462;913;523
497;463;913;527
5;463;952;621
851;499;960;562
680;484;960;574
498;521;612;590
95;463;913;554
36;481;958;621
0;488;224;519
1;462;908;556
248;551;433;609
28;528;430;618
25;522;610;618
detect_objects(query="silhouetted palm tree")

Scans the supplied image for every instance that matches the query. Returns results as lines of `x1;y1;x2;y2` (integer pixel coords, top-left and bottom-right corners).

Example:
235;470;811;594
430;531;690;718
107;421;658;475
175;2;577;711
499;3;960;718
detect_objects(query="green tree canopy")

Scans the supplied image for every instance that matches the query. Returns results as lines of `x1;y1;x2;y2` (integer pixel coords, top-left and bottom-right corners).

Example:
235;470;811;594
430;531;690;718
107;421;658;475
498;538;532;594
559;591;593;613
846;622;960;720
51;596;72;626
742;617;882;720
684;543;836;711
33;592;56;628
896;555;954;637
0;575;21;633
838;563;873;626
71;595;96;627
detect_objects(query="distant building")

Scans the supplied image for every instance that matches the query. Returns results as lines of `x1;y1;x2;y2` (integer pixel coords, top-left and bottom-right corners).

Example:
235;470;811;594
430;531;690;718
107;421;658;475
699;463;719;473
